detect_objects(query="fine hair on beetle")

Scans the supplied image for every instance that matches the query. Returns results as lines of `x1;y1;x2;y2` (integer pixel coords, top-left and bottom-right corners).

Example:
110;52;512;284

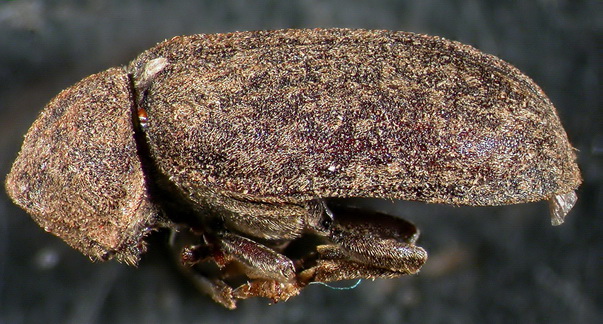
5;28;581;309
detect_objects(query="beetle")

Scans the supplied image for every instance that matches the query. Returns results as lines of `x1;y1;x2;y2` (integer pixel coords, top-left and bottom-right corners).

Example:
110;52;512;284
5;28;581;309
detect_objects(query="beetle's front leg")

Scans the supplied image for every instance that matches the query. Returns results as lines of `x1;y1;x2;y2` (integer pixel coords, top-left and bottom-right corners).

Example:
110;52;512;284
300;204;427;284
180;230;304;306
209;232;296;282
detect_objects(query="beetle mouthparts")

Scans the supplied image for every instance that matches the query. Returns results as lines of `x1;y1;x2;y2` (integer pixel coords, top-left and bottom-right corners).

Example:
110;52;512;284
549;191;578;226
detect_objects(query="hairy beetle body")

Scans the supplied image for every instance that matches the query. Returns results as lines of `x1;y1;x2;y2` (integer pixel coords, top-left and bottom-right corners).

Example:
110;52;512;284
132;29;580;209
5;28;581;308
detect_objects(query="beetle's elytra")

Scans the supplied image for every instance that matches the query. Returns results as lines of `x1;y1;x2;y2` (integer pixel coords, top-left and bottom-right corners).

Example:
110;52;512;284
5;28;581;308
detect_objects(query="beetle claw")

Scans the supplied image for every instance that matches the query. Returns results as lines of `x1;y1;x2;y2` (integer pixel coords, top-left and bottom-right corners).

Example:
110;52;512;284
232;279;303;303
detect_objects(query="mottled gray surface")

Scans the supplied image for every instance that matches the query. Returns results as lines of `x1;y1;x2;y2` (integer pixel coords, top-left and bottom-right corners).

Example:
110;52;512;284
0;1;600;323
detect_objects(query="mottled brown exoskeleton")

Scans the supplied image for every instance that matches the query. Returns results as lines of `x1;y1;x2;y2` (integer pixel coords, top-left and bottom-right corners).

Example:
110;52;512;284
5;29;581;309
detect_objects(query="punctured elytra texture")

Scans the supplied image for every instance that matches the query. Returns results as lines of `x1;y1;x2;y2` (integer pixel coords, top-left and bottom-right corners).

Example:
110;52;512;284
130;28;581;217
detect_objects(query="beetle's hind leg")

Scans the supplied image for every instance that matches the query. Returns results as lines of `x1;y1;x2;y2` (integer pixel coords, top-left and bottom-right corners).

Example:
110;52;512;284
299;204;428;284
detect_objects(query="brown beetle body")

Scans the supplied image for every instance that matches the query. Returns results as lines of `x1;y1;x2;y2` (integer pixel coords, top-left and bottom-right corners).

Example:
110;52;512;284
5;28;581;308
132;29;580;208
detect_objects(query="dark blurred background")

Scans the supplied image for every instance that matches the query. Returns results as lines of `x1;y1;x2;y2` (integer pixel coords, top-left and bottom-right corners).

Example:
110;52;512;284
0;1;600;323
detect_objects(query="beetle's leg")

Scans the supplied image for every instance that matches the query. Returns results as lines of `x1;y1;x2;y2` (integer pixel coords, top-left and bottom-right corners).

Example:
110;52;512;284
168;228;238;309
188;272;237;309
329;204;427;274
298;244;425;283
232;279;303;303
180;231;296;282
300;205;427;284
201;232;308;303
174;197;332;306
210;232;297;282
182;231;302;303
